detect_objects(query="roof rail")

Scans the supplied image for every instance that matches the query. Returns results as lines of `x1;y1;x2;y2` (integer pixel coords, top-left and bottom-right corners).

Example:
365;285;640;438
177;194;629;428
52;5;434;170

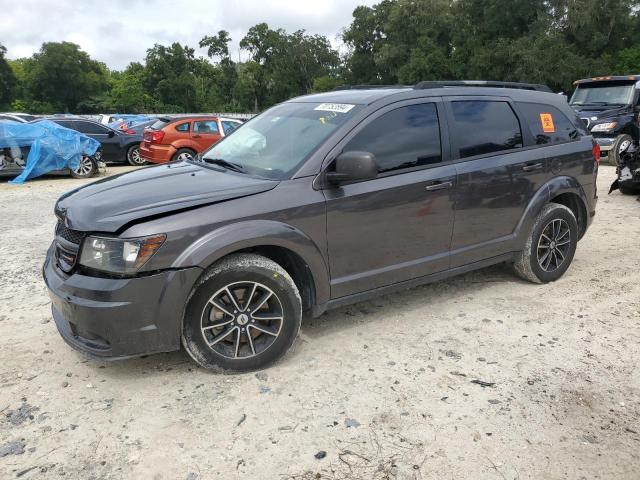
332;84;408;91
414;80;552;93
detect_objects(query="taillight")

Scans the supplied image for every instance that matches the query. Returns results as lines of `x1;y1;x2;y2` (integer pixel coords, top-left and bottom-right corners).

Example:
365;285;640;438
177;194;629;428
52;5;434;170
150;130;165;144
592;142;601;165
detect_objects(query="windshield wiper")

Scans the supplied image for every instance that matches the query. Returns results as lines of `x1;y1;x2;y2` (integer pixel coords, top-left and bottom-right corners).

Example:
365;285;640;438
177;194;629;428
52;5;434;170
201;158;246;173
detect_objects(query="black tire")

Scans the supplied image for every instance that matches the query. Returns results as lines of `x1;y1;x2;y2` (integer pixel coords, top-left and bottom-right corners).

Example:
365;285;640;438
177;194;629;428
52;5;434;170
70;155;97;179
182;253;302;373
513;203;578;284
611;134;634;166
172;148;196;162
126;145;145;166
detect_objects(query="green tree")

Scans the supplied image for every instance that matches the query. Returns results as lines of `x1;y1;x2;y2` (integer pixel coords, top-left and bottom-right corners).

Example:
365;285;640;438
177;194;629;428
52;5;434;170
0;44;17;110
25;42;108;112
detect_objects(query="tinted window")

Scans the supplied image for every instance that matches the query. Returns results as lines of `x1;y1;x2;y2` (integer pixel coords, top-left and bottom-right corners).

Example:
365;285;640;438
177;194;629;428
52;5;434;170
75;121;109;134
344;103;442;174
193;120;219;134
54;120;75;129
450;101;523;159
175;122;189;132
517;102;580;145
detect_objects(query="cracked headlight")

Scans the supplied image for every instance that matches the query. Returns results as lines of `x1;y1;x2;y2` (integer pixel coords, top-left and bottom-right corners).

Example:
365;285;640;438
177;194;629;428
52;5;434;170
79;234;166;275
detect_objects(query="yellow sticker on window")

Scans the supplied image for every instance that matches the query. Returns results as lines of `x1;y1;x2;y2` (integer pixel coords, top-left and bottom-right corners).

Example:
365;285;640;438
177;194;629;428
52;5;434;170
540;113;555;133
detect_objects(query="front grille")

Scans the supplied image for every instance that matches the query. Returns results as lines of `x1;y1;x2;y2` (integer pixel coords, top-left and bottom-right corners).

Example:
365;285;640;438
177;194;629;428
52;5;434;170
56;221;85;245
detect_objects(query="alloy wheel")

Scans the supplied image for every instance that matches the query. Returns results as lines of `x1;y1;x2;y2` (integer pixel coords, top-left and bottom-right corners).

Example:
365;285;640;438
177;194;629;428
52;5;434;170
128;147;144;165
200;281;284;359
177;152;193;161
536;218;571;273
73;156;94;176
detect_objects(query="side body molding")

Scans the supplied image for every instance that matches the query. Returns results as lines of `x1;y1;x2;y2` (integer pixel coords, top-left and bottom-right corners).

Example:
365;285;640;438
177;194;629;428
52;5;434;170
512;175;590;249
171;220;331;306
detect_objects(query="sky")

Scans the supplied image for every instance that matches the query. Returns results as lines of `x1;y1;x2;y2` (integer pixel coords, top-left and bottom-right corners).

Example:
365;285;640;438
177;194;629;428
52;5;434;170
0;0;378;70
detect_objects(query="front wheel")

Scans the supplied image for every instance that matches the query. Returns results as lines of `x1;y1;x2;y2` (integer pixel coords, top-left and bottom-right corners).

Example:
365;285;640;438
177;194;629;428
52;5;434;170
513;203;578;284
182;254;302;372
126;145;145;166
70;155;97;179
611;134;634;166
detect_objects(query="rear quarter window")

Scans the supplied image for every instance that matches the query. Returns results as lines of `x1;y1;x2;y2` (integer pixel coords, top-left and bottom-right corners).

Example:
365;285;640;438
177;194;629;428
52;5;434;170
175;122;190;132
517;103;580;145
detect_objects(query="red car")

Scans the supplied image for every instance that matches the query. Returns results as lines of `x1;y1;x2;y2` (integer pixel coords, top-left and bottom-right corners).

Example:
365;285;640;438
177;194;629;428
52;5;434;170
141;116;242;163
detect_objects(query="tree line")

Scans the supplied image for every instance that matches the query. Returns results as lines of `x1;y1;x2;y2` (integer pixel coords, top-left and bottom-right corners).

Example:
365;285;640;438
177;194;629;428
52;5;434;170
1;0;640;115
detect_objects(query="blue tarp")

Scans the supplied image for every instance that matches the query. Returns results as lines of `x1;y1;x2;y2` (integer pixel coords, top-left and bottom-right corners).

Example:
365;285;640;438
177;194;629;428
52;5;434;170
108;114;153;130
0;120;100;184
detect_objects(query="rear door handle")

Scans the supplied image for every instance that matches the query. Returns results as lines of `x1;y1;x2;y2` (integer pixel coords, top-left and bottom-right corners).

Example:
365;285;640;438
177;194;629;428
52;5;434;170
522;162;543;172
425;181;453;192
192;134;202;138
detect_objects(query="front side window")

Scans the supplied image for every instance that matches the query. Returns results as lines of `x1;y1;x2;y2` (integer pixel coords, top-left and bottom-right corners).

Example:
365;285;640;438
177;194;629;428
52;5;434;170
193;120;219;134
202;102;363;180
344;103;442;174
517;102;580;145
450;101;523;159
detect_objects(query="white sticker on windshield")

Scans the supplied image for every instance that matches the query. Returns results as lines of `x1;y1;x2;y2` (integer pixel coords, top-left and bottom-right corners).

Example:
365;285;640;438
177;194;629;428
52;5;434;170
314;103;355;114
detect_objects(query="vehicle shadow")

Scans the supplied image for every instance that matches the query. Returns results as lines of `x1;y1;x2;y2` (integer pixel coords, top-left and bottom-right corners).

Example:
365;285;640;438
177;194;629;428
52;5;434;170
81;262;519;377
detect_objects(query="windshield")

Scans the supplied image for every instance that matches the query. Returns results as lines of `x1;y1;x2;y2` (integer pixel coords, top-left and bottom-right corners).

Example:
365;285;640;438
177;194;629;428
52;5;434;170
570;82;635;106
200;102;362;180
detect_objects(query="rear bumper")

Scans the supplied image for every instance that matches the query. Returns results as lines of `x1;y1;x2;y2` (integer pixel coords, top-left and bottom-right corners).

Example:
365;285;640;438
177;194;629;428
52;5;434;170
43;244;202;359
140;143;176;164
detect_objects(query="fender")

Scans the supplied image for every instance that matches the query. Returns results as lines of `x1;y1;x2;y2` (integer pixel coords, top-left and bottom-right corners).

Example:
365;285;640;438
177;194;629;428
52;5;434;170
171;219;330;306
172;139;198;151
513;176;589;248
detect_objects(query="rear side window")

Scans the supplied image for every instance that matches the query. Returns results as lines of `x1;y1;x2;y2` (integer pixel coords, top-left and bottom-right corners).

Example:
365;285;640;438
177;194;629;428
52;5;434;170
450;101;523;159
517;102;580;145
193;120;219;134
344;103;442;174
175;122;189;132
75;121;109;134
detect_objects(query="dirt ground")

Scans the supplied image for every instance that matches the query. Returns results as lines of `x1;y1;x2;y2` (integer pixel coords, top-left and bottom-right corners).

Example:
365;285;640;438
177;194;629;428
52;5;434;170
0;165;638;480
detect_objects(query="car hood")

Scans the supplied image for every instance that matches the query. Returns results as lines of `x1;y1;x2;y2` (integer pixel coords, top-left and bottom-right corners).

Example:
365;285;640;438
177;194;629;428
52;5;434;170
572;104;630;120
56;162;279;232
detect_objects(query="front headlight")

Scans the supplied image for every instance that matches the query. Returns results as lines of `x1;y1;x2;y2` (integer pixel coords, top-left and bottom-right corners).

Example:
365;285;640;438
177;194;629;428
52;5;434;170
79;234;166;275
591;122;617;132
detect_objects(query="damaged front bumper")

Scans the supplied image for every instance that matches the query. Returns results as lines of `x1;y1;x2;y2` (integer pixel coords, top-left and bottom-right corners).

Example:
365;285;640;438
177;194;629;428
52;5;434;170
43;244;201;359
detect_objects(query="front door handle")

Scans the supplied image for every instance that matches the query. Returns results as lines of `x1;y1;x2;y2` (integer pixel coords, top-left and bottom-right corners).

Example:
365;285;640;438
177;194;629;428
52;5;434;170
425;181;453;192
522;162;543;172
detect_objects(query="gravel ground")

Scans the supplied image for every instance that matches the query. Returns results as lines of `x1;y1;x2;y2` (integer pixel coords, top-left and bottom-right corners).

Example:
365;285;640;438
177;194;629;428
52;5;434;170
0;165;638;480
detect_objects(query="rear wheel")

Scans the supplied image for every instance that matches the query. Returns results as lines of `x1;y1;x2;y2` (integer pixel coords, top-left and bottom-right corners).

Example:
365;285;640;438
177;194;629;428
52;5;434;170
513;203;578;284
182;254;302;372
126;145;145;166
172;148;196;162
70;155;97;179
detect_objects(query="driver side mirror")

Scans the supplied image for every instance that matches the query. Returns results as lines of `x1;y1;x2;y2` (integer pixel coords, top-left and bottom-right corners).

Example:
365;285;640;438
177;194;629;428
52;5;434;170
108;130;115;138
325;151;378;185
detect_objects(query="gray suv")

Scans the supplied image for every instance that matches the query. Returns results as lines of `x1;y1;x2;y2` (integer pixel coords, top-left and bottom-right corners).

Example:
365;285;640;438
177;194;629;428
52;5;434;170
43;82;599;372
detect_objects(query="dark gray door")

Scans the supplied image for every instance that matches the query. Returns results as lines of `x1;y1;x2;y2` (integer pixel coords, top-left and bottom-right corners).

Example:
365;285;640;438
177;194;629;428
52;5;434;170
445;98;550;267
73;121;121;161
323;101;456;298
